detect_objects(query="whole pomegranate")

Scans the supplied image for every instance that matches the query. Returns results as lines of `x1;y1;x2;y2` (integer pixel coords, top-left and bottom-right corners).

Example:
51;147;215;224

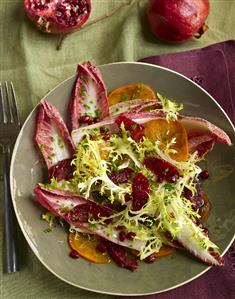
147;0;210;42
24;0;91;34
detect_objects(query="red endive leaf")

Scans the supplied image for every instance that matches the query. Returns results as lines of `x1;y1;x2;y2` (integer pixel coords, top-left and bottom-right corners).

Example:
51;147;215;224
69;61;109;130
34;184;91;232
34;185;146;252
35;100;75;169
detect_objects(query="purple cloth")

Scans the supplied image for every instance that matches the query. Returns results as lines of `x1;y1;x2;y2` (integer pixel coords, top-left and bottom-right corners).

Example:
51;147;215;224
139;41;235;124
120;41;235;299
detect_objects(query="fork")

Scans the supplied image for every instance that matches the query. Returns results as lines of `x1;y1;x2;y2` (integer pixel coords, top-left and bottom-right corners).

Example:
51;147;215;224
0;82;20;272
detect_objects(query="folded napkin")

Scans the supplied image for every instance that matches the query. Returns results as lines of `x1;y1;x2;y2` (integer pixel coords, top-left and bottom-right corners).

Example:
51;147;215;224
120;41;235;299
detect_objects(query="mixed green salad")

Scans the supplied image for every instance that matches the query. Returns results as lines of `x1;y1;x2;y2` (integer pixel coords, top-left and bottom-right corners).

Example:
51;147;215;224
33;62;231;270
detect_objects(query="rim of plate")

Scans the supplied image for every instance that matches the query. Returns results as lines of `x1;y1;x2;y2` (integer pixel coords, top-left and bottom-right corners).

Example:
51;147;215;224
10;61;235;296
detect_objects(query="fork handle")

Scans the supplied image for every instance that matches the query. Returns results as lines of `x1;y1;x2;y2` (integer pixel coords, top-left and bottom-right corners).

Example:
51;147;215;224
3;144;20;272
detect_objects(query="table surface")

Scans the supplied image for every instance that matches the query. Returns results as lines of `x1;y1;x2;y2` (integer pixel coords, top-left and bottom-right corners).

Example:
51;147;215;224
1;1;235;298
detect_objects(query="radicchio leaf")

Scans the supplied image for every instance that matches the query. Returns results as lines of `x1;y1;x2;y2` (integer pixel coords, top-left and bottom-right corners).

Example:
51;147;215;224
109;99;160;116
34;185;147;252
71;118;118;146
71;110;232;154
34;184;112;232
69;61;109;130
180;115;232;156
34;100;75;169
118;111;232;148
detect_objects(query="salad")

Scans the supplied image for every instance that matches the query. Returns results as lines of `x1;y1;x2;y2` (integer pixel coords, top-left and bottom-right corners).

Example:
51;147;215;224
33;62;232;271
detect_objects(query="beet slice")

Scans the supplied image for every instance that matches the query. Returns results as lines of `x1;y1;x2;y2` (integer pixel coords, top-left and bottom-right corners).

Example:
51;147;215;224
144;157;180;183
34;100;75;169
132;173;150;211
48;158;75;181
69;61;109;130
105;241;139;271
115;115;144;141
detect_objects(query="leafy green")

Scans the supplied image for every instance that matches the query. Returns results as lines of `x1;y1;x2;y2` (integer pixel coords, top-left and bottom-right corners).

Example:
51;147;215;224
71;132;131;203
157;93;183;121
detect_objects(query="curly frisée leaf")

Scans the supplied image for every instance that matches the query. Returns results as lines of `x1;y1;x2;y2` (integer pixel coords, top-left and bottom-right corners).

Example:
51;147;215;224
109;123;141;168
153;184;223;265
71;132;131;203
88;204;163;260
42;212;57;232
157;93;183;121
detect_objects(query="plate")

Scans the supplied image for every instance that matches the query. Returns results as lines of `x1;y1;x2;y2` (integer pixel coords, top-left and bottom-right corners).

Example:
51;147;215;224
10;62;235;296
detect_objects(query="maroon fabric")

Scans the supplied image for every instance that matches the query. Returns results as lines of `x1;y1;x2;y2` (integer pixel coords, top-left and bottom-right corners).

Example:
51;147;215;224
120;41;235;299
139;41;235;124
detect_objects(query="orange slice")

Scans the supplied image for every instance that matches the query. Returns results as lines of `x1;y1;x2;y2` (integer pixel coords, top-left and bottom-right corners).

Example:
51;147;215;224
130;246;176;258
143;119;188;162
68;232;110;264
108;83;156;106
155;246;176;257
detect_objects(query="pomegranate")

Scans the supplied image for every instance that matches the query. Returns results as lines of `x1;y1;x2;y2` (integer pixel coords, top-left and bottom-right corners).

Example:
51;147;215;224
24;0;91;34
147;0;210;42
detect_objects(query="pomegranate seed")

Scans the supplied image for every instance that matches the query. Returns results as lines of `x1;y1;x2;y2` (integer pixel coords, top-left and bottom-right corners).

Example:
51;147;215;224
79;115;91;124
70;250;79;259
165;173;179;183
97;242;107;253
119;231;126;242
145;253;157;263
126;232;136;240
199;170;210;180
103;132;110;140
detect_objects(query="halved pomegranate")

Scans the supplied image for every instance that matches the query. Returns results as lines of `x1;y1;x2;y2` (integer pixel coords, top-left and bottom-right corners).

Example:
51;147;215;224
24;0;91;34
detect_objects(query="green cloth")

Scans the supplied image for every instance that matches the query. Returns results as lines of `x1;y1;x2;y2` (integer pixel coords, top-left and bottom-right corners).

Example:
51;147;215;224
0;0;235;298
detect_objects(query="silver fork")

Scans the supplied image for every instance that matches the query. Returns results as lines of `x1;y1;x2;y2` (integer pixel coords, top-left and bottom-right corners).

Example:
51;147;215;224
0;82;21;272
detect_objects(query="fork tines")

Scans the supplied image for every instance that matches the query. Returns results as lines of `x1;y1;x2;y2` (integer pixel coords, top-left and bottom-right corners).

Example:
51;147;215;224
0;82;21;126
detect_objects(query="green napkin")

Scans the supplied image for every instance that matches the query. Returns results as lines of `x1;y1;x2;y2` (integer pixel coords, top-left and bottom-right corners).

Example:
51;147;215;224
1;1;235;298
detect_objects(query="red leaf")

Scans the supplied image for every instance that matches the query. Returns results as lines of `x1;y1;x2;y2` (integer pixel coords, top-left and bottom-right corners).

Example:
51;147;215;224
69;61;109;130
34;100;75;169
